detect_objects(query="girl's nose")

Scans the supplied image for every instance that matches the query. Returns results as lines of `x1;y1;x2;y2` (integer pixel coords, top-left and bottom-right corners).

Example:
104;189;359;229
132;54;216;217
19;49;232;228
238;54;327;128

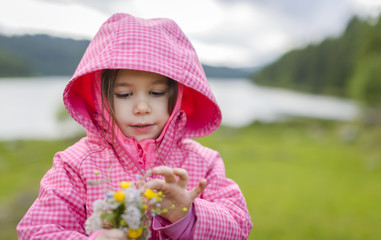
133;98;151;115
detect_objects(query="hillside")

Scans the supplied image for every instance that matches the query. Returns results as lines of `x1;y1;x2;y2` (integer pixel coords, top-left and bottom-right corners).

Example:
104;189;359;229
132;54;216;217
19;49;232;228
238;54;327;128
0;34;253;78
203;65;260;79
252;15;381;107
0;34;89;76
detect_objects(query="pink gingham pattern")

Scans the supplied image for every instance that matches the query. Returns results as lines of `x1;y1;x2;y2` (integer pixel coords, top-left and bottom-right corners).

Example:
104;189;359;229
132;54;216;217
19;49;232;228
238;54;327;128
65;13;221;139
17;13;252;239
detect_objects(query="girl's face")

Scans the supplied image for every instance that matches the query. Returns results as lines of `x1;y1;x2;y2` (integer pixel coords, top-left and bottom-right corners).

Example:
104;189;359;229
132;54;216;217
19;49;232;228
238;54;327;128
113;69;170;142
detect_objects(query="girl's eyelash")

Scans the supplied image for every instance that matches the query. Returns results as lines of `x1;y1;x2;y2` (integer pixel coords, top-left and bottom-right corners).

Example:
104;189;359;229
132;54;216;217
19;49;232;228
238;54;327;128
115;93;132;98
114;90;167;98
150;91;166;96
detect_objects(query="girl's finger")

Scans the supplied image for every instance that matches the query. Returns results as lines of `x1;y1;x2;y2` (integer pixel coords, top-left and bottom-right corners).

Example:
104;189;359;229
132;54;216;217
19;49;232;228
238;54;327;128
136;180;145;190
173;168;188;188
102;229;126;239
153;166;176;183
189;179;207;200
145;178;165;191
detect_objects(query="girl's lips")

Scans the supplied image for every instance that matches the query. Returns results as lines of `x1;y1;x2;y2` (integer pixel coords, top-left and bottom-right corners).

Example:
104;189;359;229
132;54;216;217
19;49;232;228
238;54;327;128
130;124;154;133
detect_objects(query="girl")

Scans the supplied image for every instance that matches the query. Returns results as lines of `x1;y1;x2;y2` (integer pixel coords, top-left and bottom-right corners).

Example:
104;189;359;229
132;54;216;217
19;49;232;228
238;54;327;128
17;13;252;239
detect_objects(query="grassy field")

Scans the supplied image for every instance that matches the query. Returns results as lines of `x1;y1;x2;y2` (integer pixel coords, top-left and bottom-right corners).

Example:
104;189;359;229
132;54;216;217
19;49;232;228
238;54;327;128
1;120;380;239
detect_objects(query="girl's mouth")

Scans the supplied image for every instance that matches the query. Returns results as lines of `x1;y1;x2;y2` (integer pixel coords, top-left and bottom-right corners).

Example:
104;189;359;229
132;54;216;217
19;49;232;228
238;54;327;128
130;124;154;133
132;124;151;127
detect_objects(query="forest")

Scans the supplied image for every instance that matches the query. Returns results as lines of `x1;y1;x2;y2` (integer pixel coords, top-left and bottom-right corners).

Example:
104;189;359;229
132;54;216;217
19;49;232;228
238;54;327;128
1;15;380;109
0;34;88;76
0;34;250;79
252;15;381;108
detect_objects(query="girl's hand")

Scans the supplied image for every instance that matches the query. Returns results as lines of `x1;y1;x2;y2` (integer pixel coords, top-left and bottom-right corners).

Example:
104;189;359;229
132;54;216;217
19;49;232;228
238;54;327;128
95;229;126;240
145;166;207;223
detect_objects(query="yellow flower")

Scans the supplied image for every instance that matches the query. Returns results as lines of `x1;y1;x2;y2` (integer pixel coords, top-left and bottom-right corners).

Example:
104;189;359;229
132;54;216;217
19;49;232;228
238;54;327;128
113;190;125;202
120;181;132;189
128;228;143;239
120;219;127;227
144;189;158;200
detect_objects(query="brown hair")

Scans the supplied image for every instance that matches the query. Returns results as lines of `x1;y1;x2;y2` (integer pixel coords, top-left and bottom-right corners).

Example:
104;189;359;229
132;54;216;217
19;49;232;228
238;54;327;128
100;69;178;137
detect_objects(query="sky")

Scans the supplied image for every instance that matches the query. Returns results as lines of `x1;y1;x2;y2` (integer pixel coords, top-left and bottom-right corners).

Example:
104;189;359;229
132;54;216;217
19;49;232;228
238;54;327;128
0;0;380;67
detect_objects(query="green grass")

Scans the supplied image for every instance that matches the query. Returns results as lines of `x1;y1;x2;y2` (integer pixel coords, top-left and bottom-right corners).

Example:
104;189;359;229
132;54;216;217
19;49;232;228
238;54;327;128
1;121;380;239
0;137;82;240
197;121;381;240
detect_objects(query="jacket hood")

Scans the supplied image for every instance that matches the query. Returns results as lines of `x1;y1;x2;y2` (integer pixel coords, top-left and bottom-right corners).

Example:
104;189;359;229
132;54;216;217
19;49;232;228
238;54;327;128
63;13;221;140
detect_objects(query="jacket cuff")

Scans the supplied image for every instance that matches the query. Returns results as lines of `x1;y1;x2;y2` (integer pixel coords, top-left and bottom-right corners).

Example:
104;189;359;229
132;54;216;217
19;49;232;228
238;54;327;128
152;205;196;239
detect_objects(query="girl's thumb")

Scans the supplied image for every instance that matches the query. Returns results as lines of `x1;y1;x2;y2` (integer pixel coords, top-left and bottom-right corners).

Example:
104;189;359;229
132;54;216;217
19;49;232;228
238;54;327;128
190;179;207;199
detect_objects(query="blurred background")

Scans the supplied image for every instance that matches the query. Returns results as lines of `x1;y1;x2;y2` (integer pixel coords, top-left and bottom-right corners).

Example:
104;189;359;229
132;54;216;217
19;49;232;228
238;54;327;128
1;0;381;239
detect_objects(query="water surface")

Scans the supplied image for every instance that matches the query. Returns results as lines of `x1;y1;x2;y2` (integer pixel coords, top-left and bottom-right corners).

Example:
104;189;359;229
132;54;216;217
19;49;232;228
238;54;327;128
0;77;359;140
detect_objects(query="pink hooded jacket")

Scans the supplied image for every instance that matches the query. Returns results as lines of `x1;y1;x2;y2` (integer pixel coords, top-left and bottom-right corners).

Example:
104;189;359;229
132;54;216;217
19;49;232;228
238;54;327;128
17;13;252;239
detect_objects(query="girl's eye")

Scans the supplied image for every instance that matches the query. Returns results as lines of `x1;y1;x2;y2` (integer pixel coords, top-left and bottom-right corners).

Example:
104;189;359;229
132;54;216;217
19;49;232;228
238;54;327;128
115;93;132;98
150;91;166;96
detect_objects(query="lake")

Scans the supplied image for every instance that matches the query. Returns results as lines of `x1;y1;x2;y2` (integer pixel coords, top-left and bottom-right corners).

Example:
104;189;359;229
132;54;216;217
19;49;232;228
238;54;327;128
0;76;359;140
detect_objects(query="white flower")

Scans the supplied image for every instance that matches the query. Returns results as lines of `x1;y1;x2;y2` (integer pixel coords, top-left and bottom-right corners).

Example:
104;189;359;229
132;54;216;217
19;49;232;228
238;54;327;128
122;205;142;229
93;199;109;213
105;194;120;209
85;171;163;239
85;212;103;234
124;187;142;206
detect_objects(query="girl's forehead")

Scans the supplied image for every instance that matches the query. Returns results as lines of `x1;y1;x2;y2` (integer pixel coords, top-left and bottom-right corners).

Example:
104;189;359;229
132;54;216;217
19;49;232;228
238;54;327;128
115;78;168;87
118;69;167;79
116;69;168;83
115;70;169;87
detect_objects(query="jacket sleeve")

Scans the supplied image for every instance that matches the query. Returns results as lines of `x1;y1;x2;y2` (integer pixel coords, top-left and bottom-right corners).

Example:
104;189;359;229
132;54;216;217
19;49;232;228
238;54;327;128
192;151;253;239
17;153;89;240
152;205;196;239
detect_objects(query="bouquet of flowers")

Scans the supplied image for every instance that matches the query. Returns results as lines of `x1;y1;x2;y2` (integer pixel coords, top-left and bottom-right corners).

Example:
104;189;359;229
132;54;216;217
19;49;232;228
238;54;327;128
85;169;168;240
